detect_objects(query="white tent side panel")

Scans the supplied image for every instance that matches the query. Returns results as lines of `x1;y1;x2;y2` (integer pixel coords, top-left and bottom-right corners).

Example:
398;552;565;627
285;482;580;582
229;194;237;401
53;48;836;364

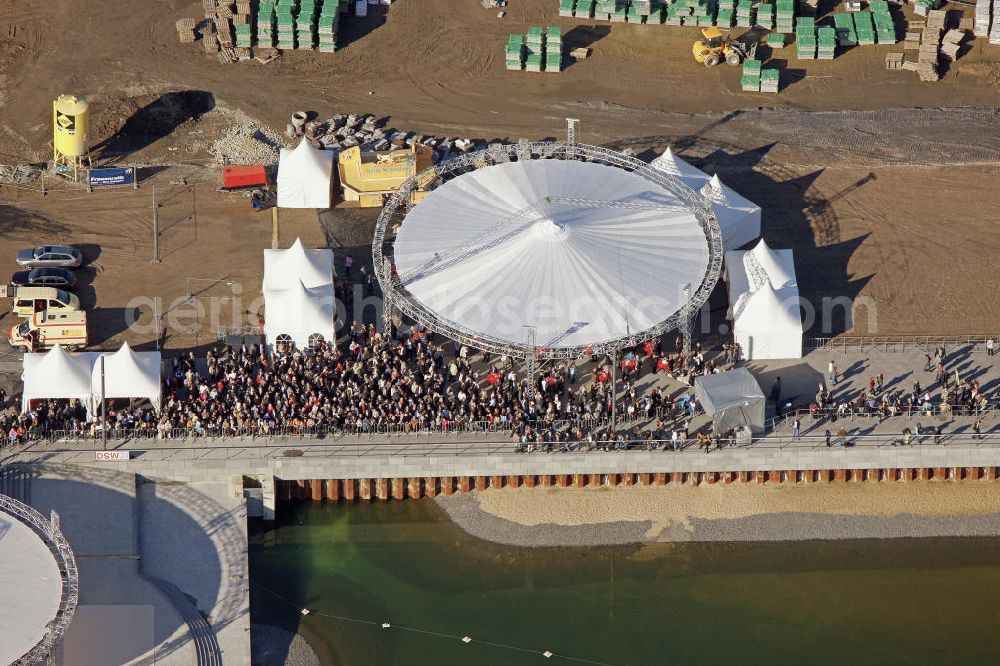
277;141;334;209
21;348;98;413
263;283;335;350
732;285;803;360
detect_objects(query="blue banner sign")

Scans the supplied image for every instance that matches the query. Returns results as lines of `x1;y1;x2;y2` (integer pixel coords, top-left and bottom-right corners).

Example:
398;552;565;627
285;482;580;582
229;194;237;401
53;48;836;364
89;167;135;188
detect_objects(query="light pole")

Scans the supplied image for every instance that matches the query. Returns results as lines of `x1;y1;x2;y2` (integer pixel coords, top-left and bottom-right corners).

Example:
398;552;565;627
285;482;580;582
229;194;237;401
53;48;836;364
150;186;161;264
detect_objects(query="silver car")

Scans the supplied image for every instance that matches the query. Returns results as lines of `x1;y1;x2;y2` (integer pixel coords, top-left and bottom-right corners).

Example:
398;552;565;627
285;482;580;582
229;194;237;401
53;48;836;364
15;245;83;268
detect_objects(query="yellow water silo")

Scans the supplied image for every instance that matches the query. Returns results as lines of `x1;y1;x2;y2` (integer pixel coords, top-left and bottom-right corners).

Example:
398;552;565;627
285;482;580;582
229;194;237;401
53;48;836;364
53;95;90;179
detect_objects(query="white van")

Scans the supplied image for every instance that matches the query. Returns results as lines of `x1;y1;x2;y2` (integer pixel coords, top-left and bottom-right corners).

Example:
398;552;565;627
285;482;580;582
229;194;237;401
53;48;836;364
0;285;81;317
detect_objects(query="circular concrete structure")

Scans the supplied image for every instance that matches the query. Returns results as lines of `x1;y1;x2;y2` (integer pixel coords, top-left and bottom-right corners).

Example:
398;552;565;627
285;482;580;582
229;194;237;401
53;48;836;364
0;495;77;665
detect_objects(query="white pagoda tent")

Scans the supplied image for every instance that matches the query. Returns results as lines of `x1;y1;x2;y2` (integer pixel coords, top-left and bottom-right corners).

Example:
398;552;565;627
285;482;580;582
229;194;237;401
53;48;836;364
725;239;802;360
701;174;762;251
262;238;335;350
92;342;163;410
262;237;333;290
649;147;712;191
276;139;334;209
21;345;96;412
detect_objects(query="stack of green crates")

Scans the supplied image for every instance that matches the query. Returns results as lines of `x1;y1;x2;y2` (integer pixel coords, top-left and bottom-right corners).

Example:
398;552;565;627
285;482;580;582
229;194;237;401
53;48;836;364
296;0;317;49
545;26;563;71
715;0;734;26
759;68;779;92
276;0;297;49
317;0;340;52
235;16;254;48
257;2;276;47
817;25;837;59
775;0;794;33
576;0;596;16
631;0;652;20
741;58;761;91
735;0;754;27
756;2;774;29
559;0;575;16
870;1;897;43
506;34;524;70
595;0;619;20
833;13;856;45
854;11;875;45
795;16;816;58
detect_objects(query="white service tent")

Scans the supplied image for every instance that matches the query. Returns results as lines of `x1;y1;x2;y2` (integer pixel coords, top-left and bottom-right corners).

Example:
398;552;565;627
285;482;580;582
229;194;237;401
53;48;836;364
725;239;803;360
700;174;762;251
21;345;96;412
92;342;163;410
277;139;334;209
694;368;766;434
262;239;335;350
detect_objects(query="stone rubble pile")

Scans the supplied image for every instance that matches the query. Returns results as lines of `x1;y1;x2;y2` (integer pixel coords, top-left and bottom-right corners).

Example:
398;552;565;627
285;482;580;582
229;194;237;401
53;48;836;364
210;122;290;165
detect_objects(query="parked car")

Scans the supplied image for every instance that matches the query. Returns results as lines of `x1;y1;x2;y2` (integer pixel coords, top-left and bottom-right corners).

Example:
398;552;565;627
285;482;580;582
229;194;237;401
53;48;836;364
10;267;77;289
15;245;83;268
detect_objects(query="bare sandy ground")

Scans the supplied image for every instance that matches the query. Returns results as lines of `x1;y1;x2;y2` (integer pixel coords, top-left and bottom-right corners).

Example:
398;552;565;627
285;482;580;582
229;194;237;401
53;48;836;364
437;483;1000;545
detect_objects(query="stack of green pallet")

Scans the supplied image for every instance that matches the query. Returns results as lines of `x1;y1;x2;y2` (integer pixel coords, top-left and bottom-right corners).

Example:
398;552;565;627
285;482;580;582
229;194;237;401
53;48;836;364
559;0;575;16
870;1;897;43
525;27;544;71
756;2;774;29
632;0;652;18
235;16;254;48
506;34;524;70
715;0;733;26
741;58;761;91
296;0;317;49
853;11;875;45
595;0;619;20
759;67;779;92
545;26;563;71
257;2;276;47
775;0;794;33
735;0;754;27
317;0;340;52
766;32;787;47
795;16;816;59
911;0;938;17
276;0;297;49
626;3;645;22
833;12;856;46
576;0;596;17
817;25;837;59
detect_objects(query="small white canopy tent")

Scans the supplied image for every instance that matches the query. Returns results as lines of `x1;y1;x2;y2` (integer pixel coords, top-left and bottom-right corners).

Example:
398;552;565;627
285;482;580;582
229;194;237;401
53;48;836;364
21;345;97;413
701;174;762;251
649;147;711;191
262;237;333;290
277;140;334;209
731;283;803;360
694;368;766;434
92;342;163;410
263;280;335;350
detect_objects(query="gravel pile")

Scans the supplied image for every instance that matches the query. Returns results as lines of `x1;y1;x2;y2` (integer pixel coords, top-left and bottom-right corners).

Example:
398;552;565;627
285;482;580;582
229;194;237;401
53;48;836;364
210;122;289;165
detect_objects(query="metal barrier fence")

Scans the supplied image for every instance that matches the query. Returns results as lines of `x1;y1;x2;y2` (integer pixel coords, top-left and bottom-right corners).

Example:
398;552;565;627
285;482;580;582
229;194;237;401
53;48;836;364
766;403;1000;432
806;335;999;353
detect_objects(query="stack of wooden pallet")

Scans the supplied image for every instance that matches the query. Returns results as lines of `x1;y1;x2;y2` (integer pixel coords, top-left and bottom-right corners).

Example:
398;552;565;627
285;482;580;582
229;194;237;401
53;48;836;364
939;28;965;60
176;18;198;43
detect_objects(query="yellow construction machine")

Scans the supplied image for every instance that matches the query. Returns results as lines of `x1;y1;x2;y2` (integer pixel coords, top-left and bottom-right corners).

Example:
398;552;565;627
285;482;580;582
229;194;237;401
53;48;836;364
692;27;756;67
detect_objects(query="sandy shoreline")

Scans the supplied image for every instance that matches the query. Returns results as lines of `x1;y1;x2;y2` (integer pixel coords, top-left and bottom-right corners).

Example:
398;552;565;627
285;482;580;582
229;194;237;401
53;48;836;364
436;484;1000;546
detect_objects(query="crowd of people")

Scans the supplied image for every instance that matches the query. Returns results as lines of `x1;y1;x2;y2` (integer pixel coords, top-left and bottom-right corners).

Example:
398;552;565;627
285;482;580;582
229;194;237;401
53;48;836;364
1;330;996;448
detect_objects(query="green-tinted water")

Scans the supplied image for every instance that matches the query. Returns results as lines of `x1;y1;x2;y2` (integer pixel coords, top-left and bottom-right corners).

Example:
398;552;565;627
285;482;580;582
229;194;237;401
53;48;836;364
249;500;1000;665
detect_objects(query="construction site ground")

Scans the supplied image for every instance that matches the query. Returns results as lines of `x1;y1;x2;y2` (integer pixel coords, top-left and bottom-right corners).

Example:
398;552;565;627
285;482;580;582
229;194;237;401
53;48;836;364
0;0;999;351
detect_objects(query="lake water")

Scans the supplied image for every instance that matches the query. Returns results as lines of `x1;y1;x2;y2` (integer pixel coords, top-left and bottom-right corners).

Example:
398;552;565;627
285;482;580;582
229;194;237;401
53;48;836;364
249;499;1000;665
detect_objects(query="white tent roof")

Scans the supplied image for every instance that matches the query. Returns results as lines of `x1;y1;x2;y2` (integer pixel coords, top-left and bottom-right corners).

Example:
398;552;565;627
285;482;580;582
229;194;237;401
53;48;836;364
731;283;803;360
649;147;712;191
277;140;334;209
701;174;762;251
393;159;710;350
263;280;335;349
725;241;798;317
22;345;96;409
263;237;333;290
93;342;162;410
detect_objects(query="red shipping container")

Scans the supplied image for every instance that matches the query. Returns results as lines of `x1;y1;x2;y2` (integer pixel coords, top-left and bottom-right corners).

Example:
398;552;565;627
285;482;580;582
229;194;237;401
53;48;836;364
222;165;267;189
